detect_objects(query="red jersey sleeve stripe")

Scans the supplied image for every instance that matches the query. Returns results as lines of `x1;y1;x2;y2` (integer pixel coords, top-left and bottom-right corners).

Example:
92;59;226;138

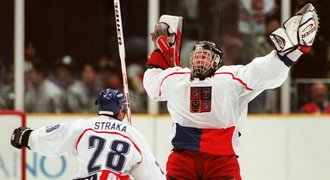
215;72;253;91
159;72;190;96
158;71;252;96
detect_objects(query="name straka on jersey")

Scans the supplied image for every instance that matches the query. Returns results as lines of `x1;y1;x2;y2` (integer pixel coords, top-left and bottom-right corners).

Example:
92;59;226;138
94;121;127;132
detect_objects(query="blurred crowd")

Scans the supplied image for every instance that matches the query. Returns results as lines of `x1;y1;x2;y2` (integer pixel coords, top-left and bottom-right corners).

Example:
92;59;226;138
1;0;330;114
237;0;330;114
0;41;147;113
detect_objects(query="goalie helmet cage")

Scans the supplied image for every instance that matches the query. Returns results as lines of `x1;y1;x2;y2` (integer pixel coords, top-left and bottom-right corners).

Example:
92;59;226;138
0;110;26;180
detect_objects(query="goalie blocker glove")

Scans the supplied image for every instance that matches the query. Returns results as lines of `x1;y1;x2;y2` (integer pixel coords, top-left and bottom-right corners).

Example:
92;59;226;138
146;48;175;70
148;22;176;70
11;126;33;149
269;3;319;67
146;35;177;70
147;15;183;69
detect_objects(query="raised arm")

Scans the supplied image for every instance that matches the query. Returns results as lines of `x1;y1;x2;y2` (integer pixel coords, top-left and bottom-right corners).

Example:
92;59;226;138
238;3;319;92
11;121;81;157
144;15;184;100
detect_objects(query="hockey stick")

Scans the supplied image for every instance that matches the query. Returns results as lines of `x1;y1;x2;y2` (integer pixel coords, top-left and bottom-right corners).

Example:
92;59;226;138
113;0;131;125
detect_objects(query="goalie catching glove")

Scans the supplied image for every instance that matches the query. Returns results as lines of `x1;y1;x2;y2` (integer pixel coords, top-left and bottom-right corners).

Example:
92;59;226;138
269;3;319;67
11;126;33;149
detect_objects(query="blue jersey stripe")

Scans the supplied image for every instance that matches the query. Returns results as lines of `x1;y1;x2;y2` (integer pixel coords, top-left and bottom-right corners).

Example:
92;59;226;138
171;123;202;151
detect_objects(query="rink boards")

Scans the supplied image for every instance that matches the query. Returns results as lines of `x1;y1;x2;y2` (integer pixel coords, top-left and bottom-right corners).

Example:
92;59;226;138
1;114;330;180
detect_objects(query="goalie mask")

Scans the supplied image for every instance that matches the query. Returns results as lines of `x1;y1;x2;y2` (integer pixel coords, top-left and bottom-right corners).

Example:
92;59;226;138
95;88;126;116
189;41;223;80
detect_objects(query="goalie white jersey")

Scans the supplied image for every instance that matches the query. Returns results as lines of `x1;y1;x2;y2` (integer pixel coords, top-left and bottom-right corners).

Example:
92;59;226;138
144;50;291;156
28;115;165;180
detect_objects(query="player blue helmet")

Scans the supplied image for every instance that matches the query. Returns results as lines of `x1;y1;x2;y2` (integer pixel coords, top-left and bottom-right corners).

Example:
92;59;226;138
95;88;126;116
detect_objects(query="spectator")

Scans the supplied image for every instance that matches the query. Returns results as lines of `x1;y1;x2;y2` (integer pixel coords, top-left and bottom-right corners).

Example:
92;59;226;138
80;63;103;113
24;41;42;91
24;40;41;73
25;61;63;113
128;63;147;113
249;15;281;113
219;34;243;65
0;61;14;109
97;62;123;90
253;15;280;58
51;55;88;113
238;0;277;64
300;82;330;114
97;53;112;70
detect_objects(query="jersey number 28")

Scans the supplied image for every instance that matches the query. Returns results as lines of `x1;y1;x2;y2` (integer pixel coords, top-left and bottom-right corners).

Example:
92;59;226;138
88;135;130;173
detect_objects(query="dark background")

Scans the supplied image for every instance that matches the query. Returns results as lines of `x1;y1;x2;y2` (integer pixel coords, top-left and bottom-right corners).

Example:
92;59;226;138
0;0;148;70
1;0;330;113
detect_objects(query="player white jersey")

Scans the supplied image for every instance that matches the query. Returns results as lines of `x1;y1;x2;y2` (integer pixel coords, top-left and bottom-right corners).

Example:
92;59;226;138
144;50;290;155
28;115;165;180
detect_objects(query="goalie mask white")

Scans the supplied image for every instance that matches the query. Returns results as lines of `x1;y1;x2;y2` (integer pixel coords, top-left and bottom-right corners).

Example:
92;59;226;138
189;41;223;80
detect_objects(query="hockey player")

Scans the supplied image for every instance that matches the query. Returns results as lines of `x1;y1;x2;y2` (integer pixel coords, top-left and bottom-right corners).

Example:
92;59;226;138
11;88;165;180
144;3;318;180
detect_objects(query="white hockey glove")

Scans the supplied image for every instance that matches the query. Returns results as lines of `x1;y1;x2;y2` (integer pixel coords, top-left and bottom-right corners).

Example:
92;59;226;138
11;126;33;149
269;3;319;67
